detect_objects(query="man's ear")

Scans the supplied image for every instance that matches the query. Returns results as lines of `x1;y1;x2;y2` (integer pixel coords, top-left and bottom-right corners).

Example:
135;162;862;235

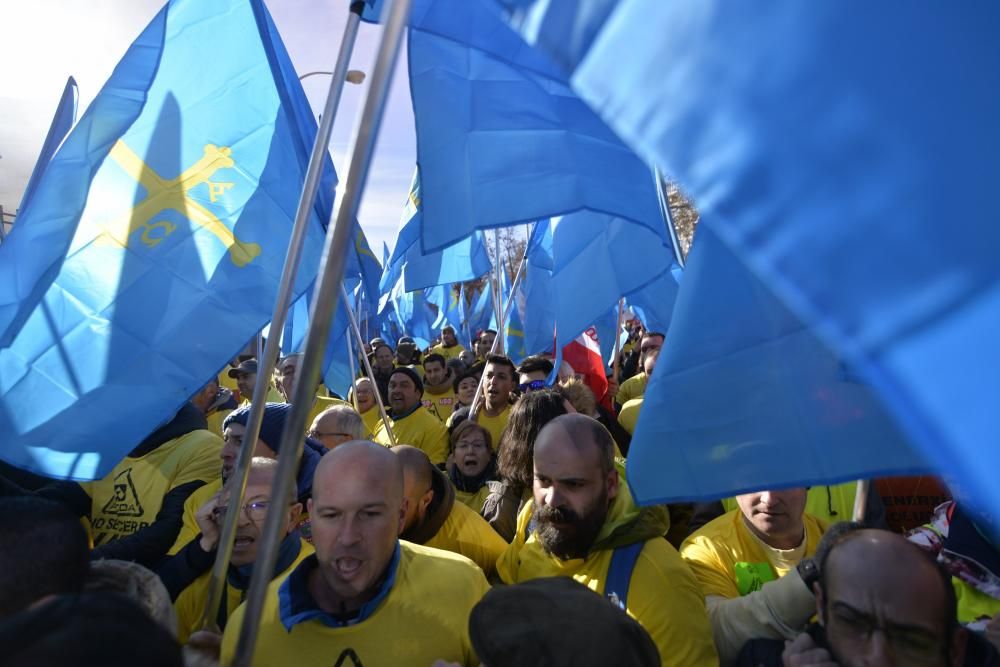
398;497;409;535
286;502;304;532
419;488;435;514
606;468;620;501
814;582;826;626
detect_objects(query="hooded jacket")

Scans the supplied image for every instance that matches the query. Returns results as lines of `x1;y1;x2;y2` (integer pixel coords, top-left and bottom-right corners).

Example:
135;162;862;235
404;465;507;578
496;481;717;666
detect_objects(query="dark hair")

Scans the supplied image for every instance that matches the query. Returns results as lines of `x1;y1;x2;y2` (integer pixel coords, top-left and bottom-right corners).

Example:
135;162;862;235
423;353;446;369
0;497;89;618
453;370;480;396
446;358;467;377
485;354;516;378
517;354;554;377
480;329;498;338
497;389;568;487
0;592;183;667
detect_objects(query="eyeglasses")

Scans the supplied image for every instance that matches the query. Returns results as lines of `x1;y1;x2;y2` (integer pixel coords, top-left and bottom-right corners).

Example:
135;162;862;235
827;601;946;663
455;438;488;450
308;429;353;440
212;500;272;523
518;379;546;393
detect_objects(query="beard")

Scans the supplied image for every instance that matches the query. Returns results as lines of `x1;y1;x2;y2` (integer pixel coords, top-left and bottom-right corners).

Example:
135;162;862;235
534;489;609;560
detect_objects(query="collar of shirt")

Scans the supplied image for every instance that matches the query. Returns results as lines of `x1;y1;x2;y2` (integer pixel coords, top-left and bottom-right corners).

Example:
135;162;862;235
278;542;401;630
390;403;421;421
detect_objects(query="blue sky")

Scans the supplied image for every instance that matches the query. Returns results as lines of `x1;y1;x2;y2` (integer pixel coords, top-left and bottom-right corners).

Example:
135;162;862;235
0;0;414;253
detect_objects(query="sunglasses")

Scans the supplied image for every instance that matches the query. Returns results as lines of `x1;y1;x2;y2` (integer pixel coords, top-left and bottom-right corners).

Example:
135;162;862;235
518;379;546;393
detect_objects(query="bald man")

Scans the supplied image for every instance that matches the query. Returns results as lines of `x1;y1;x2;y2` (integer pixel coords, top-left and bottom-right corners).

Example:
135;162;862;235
392;445;506;578
777;528;973;667
496;414;718;666
221;441;489;667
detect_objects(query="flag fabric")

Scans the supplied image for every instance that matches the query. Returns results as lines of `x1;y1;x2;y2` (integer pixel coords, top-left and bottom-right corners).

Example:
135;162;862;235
520;213;675;359
561;327;608;401
467;283;494;341
16;77;80;222
626;227;927;504
0;0;330;480
490;262;527;363
379;170;491;295
499;2;1000;514
406;0;662;252
626;266;682;336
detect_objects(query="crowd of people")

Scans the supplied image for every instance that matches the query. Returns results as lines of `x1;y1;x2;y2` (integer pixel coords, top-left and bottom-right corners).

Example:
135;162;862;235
0;322;997;666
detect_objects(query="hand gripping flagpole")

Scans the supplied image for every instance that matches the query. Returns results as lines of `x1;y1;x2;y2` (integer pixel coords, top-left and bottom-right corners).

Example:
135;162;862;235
198;0;368;637
341;283;396;446
469;237;530;421
653;168;686;269
231;0;412;662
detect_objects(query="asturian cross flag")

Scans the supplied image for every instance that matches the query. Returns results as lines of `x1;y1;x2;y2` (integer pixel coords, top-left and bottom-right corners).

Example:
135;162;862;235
0;0;328;480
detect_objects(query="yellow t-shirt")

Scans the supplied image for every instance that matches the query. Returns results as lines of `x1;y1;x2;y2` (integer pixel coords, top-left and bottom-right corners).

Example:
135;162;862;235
455;486;491;515
83;430;222;547
681;509;828;599
238;384;285;407
205;409;232;439
720;483;860;526
360;407;380;439
429;343;467;362
616;372;647;406
422;387;458;422
618;397;643;435
496;490;718;667
221;542;489;667
174;538;313;642
169;477;223;556
425;500;508;578
373;407;450;465
477;405;511;450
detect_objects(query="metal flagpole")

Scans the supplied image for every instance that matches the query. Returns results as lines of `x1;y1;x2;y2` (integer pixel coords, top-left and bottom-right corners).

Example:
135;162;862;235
493;229;504;352
197;0;367;633
852;480;870;522
341;284;395;446
469;239;530;420
652;167;686;269
230;0;412;661
345;318;360;411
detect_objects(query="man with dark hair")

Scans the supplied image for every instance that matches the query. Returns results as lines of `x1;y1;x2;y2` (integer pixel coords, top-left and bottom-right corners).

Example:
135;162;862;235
517;354;554;393
479;353;517;447
422;352;458;421
373;367;449;465
0;497;90;618
497;414;718;665
393;445;506;578
616;331;664;407
476;329;498;361
369;341;395;404
429;324;467;361
619;347;659;436
221;441;489;666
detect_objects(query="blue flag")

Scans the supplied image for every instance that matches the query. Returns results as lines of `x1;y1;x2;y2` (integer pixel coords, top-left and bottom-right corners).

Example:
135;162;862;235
626;266;682;337
497;1;1000;512
17;77;80;221
0;0;330;480
406;0;662;253
627;227;928;503
467;283;494;342
380;170;491;295
520;212;675;358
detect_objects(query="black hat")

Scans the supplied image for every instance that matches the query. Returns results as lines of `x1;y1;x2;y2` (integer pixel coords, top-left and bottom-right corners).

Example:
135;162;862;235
227;359;258;378
389;366;424;396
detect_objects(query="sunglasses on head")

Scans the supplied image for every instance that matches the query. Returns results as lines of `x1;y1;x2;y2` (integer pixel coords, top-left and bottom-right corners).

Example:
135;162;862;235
518;379;546;393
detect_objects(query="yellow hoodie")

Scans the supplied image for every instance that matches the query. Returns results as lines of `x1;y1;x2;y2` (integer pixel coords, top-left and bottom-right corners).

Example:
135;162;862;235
496;482;719;666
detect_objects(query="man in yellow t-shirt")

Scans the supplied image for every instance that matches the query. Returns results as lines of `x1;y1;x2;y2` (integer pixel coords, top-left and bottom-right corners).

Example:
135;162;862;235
618;347;659;435
372;368;449;465
681;488;829;665
477;354;516;446
229;358;283;405
496;414;718;666
615;331;664;406
428;325;467;362
173;458;311;643
221;441;489;667
421;353;458;422
393;446;506;578
307;405;364;451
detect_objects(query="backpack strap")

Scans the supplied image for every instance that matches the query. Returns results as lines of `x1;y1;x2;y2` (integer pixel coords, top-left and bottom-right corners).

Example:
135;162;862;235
605;541;645;609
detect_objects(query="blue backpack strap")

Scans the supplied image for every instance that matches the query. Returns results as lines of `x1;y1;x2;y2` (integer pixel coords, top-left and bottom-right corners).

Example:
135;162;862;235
605;541;645;610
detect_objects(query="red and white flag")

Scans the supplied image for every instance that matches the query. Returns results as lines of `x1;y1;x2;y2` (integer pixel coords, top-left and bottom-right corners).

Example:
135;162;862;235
561;326;609;403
